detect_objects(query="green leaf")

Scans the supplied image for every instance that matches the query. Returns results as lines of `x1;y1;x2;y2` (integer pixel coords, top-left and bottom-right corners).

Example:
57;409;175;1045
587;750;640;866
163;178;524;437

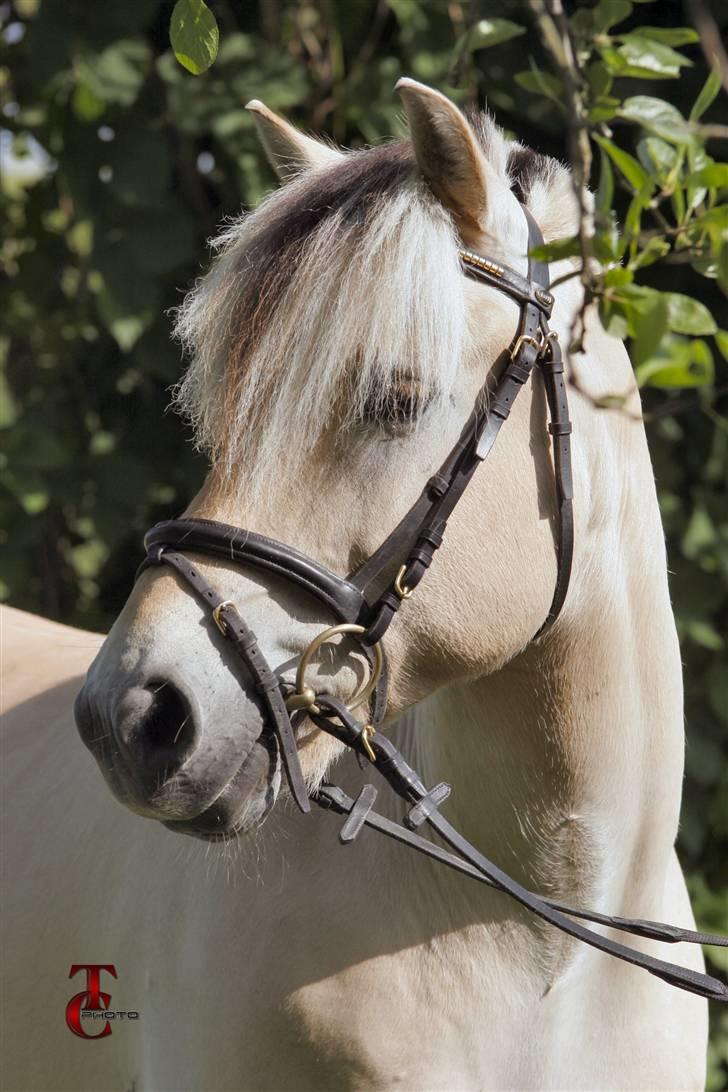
637;136;678;176
71;83;106;122
628;26;699;47
616;35;693;76
630;288;669;365
690;67;722;121
636;336;714;388
631;235;670;269
688;164;728;189
586;61;612;97
454;18;525;54
596;147;614;215
603;36;692;79
514;68;563;103
664;294;717;335
589;96;620;123
78;39;150;106
686;619;724;651
0;371;18;428
715;330;728;362
170;0;219;76
593;134;649;192
592;0;633;32
529;236;580;262
619;96;691;144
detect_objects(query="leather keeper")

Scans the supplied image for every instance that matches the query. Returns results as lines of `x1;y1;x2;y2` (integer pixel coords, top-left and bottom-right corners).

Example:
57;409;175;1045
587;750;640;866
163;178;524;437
404;782;452;829
339;784;378;844
548;422;573;436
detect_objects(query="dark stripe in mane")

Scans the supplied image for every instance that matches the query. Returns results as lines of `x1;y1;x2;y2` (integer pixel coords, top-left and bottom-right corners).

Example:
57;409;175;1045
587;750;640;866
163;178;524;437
506;144;554;205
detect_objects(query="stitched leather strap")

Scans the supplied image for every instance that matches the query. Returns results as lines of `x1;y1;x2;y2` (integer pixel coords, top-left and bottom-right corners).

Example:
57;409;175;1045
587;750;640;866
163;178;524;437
355;209;572;644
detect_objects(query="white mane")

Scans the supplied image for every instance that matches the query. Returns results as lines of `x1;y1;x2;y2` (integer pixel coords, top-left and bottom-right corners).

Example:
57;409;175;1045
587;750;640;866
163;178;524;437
172;121;577;496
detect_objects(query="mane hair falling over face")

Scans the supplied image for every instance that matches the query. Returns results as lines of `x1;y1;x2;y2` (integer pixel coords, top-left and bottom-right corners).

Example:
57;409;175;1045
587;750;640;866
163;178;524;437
172;111;577;499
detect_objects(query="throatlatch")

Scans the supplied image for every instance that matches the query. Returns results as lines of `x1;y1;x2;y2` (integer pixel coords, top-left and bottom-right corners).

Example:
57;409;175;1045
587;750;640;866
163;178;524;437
141;204;728;1004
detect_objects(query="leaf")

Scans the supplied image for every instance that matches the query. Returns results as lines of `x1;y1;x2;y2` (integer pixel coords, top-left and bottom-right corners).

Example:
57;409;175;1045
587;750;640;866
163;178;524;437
170;0;219;76
628;26;699;47
619;95;691;144
715;330;728;362
596;147;614;215
630;288;669;365
586;61;612;98
0;371;19;428
664;294;717;335
631;235;670;269
690;67;722;121
637;136;678;176
616;35;693;77
591;0;633;32
529;236;580;262
602;36;692;79
688;164;728;189
514;68;563;103
71;83;106;122
455;18;525;53
588;96;620;123
78;39;150;106
686;619;724;651
636;336;714;388
593;134;649;192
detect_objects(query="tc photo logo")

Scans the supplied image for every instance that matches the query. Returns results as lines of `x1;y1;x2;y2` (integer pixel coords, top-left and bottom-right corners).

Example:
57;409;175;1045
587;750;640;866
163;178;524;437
66;964;140;1039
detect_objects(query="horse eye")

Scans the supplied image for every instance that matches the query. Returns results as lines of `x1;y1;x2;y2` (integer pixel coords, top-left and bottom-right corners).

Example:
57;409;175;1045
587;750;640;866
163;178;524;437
361;379;429;427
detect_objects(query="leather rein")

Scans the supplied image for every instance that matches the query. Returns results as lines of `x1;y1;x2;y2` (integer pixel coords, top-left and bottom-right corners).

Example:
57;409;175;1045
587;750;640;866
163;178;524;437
140;206;727;1003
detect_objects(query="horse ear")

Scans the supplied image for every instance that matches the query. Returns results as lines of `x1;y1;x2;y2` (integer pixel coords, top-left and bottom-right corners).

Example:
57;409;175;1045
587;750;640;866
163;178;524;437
395;78;498;241
246;100;342;181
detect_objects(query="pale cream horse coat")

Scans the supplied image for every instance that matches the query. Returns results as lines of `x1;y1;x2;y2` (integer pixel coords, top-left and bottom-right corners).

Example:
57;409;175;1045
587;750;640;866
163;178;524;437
1;80;708;1091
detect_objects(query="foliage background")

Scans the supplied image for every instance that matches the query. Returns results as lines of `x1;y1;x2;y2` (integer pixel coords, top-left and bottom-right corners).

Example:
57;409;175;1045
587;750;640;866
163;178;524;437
2;0;727;1082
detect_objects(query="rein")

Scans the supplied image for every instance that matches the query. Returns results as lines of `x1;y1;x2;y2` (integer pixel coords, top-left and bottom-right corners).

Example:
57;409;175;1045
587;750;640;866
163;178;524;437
140;205;727;1003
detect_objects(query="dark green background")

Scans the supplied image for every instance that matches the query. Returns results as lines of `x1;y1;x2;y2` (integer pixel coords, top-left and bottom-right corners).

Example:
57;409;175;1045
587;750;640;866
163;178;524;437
2;0;726;1082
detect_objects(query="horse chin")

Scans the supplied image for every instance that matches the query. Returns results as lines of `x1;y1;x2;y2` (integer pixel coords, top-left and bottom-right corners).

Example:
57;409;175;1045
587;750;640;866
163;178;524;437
161;737;282;841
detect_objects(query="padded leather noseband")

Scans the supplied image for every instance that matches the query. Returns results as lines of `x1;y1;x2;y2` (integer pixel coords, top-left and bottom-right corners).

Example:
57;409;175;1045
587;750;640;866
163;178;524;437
140;204;727;1003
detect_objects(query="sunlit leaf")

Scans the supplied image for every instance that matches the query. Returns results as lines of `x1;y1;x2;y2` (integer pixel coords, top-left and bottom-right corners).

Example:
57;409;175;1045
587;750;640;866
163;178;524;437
619;95;692;144
170;0;219;76
664;293;717;335
616;35;693;76
688;164;728;189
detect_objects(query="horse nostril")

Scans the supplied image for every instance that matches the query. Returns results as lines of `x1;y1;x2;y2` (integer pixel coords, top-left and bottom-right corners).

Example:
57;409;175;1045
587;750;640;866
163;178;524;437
115;679;197;772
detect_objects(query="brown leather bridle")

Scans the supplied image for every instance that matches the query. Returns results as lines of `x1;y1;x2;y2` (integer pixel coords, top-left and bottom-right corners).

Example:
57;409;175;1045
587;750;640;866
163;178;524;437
139;205;727;1002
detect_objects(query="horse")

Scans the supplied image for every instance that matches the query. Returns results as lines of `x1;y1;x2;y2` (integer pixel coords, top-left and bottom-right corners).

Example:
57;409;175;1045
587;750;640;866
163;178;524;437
1;79;710;1090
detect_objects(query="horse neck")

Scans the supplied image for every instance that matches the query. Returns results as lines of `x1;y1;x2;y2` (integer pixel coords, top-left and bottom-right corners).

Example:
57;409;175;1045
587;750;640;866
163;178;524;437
412;355;685;918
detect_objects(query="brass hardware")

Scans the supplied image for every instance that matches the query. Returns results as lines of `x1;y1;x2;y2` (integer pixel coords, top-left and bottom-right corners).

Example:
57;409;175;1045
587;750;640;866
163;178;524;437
284;686;320;715
393;564;413;600
360;724;377;763
511;332;544;361
459;250;504;277
212;599;236;635
535;288;553;308
284;623;384;717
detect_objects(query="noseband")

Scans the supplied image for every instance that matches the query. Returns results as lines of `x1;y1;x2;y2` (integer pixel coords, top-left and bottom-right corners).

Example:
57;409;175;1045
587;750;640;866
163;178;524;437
141;206;727;1003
